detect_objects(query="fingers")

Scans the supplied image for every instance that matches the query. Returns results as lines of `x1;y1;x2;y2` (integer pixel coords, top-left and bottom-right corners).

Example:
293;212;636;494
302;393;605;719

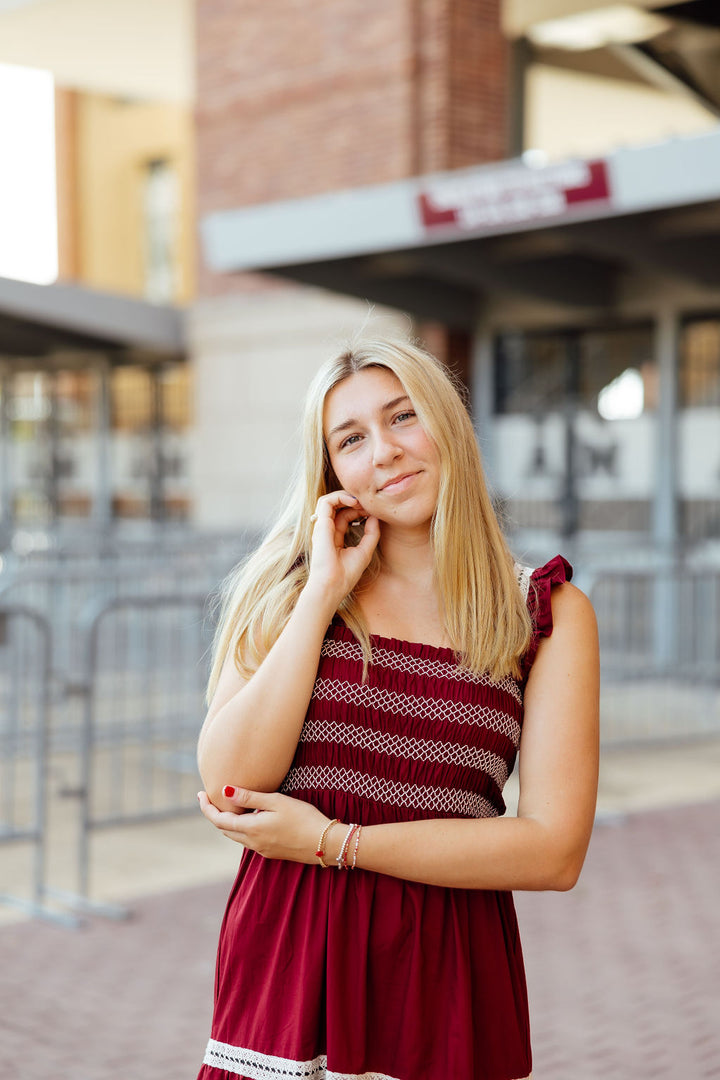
198;790;330;864
197;790;265;846
310;493;375;546
221;785;277;811
311;491;364;526
356;514;380;547
333;505;368;534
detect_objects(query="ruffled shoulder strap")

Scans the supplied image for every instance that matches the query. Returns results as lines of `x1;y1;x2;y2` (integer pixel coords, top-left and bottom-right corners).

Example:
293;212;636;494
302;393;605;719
516;555;573;678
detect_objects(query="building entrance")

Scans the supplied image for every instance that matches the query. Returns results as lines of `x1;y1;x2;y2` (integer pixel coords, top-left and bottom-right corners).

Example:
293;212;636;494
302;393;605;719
0;356;191;548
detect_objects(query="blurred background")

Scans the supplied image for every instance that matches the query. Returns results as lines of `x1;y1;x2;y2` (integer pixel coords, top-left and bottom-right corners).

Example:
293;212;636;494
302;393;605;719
0;1;719;1076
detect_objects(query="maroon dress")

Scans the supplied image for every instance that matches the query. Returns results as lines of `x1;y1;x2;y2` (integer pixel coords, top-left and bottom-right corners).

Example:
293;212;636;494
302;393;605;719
198;556;571;1080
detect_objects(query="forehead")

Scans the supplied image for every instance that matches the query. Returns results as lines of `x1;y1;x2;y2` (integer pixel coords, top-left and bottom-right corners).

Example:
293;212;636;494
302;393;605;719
323;367;407;430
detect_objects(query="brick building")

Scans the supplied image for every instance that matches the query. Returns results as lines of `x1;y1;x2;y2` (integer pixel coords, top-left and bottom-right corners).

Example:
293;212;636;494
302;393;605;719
193;0;720;571
191;0;515;528
1;0;720;565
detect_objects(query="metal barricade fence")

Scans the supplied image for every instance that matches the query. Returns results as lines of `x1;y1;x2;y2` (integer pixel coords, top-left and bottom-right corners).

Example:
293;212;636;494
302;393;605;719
3;548;720;922
0;533;250;696
0;535;241;923
0;605;68;922
591;565;720;744
48;593;214;918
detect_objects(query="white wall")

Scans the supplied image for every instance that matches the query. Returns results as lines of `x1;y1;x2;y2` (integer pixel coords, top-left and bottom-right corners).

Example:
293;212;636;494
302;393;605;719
494;409;720;504
525;63;717;162
0;0;193;102
187;286;410;531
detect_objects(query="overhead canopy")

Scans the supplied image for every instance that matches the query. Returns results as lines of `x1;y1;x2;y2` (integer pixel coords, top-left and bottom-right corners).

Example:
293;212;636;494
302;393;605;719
0;275;185;361
507;0;720;115
202;127;720;331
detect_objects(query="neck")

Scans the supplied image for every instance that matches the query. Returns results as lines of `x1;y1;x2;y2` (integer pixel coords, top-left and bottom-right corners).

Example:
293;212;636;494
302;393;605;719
376;522;435;585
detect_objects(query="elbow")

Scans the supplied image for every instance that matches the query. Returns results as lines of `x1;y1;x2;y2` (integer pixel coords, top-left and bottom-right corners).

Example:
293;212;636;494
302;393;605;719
524;818;591;892
546;849;587;892
199;767;245;814
196;745;212;795
550;865;581;893
197;750;277;810
196;748;228;808
198;763;232;809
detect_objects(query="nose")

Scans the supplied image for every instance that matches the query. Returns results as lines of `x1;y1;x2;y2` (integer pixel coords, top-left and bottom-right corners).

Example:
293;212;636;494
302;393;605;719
371;430;402;467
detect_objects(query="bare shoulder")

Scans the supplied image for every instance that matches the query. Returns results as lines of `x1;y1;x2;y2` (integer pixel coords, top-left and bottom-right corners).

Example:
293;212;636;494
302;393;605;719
549;581;597;630
531;581;599;678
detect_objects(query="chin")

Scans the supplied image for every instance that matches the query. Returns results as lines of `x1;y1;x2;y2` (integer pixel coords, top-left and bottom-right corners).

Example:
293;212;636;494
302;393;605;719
378;508;435;530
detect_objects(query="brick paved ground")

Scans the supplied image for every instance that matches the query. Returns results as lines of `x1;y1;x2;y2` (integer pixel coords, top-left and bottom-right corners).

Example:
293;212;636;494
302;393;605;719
516;800;720;1080
2;801;719;1080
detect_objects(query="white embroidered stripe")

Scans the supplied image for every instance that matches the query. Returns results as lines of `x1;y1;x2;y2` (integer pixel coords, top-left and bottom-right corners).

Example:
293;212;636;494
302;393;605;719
312;679;521;746
281;765;498;818
321;638;523;704
299;717;510;789
203;1039;402;1080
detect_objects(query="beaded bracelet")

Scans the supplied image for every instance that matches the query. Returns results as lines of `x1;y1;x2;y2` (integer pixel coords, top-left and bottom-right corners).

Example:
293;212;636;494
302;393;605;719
336;823;358;870
350;824;362;869
315;818;339;868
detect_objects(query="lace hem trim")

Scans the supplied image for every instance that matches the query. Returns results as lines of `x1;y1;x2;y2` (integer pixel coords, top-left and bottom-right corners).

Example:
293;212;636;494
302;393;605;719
203;1038;402;1079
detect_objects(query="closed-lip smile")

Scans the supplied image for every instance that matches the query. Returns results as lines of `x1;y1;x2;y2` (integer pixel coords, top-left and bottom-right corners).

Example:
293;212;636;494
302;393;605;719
379;471;419;492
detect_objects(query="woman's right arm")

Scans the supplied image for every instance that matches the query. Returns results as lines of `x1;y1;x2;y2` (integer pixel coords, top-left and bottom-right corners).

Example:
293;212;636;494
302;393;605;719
197;492;379;812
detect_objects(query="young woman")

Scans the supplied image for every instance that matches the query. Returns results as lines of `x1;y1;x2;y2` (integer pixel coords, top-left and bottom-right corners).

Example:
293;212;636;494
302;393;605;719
196;337;599;1080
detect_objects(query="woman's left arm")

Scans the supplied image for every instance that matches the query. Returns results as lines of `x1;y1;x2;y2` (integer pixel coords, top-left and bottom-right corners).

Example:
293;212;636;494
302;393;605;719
199;583;600;891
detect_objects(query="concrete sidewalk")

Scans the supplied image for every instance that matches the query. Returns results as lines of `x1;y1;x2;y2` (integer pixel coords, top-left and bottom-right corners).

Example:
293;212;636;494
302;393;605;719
2;739;720;1079
516;798;720;1079
1;798;719;1079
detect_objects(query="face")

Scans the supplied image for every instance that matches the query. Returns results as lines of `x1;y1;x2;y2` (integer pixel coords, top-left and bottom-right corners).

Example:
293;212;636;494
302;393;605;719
322;367;441;530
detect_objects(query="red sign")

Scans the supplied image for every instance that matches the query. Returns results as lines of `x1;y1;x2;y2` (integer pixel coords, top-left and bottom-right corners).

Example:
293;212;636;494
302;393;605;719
418;159;611;232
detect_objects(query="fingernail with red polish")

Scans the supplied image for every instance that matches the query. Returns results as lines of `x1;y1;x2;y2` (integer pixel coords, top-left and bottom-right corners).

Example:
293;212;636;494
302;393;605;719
223;785;236;798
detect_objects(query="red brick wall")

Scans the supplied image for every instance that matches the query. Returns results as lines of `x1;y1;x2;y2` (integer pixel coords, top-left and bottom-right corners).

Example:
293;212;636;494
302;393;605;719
448;0;508;168
414;0;508;174
196;0;508;297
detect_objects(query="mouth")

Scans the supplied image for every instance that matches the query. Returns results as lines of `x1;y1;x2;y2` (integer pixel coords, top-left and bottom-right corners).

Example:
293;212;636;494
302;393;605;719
378;471;420;493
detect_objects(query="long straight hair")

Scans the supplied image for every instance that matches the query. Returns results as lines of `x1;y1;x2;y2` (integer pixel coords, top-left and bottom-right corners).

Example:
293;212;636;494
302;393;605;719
207;338;532;699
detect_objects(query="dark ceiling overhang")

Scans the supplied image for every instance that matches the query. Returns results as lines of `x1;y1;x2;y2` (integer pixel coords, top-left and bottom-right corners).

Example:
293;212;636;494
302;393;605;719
202;129;720;331
0;276;185;361
518;2;720;116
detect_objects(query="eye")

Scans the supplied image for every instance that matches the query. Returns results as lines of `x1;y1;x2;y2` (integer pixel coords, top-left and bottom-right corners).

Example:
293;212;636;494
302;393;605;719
339;432;362;450
394;410;416;424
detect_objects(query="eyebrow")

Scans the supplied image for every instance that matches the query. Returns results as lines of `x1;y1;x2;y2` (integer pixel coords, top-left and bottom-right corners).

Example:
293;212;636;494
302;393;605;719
326;395;412;441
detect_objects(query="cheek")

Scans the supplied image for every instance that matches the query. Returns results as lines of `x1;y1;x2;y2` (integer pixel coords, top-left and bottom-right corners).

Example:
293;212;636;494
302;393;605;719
416;430;441;466
328;454;362;493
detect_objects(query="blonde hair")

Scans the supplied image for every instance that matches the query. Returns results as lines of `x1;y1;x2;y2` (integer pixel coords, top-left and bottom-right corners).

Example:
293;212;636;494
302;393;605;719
207;337;532;700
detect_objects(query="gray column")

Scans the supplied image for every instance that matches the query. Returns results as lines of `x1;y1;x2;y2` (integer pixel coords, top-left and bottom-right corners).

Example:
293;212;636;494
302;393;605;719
0;362;13;548
653;308;679;551
93;358;113;529
652;307;679;669
469;319;496;483
148;365;165;522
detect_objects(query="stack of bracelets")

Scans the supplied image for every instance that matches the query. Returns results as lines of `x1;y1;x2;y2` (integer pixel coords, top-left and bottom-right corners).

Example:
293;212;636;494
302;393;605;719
315;819;362;870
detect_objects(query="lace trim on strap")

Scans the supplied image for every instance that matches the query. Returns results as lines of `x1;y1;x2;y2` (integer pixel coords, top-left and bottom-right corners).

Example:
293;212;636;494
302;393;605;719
515;562;534;603
203;1038;402;1080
